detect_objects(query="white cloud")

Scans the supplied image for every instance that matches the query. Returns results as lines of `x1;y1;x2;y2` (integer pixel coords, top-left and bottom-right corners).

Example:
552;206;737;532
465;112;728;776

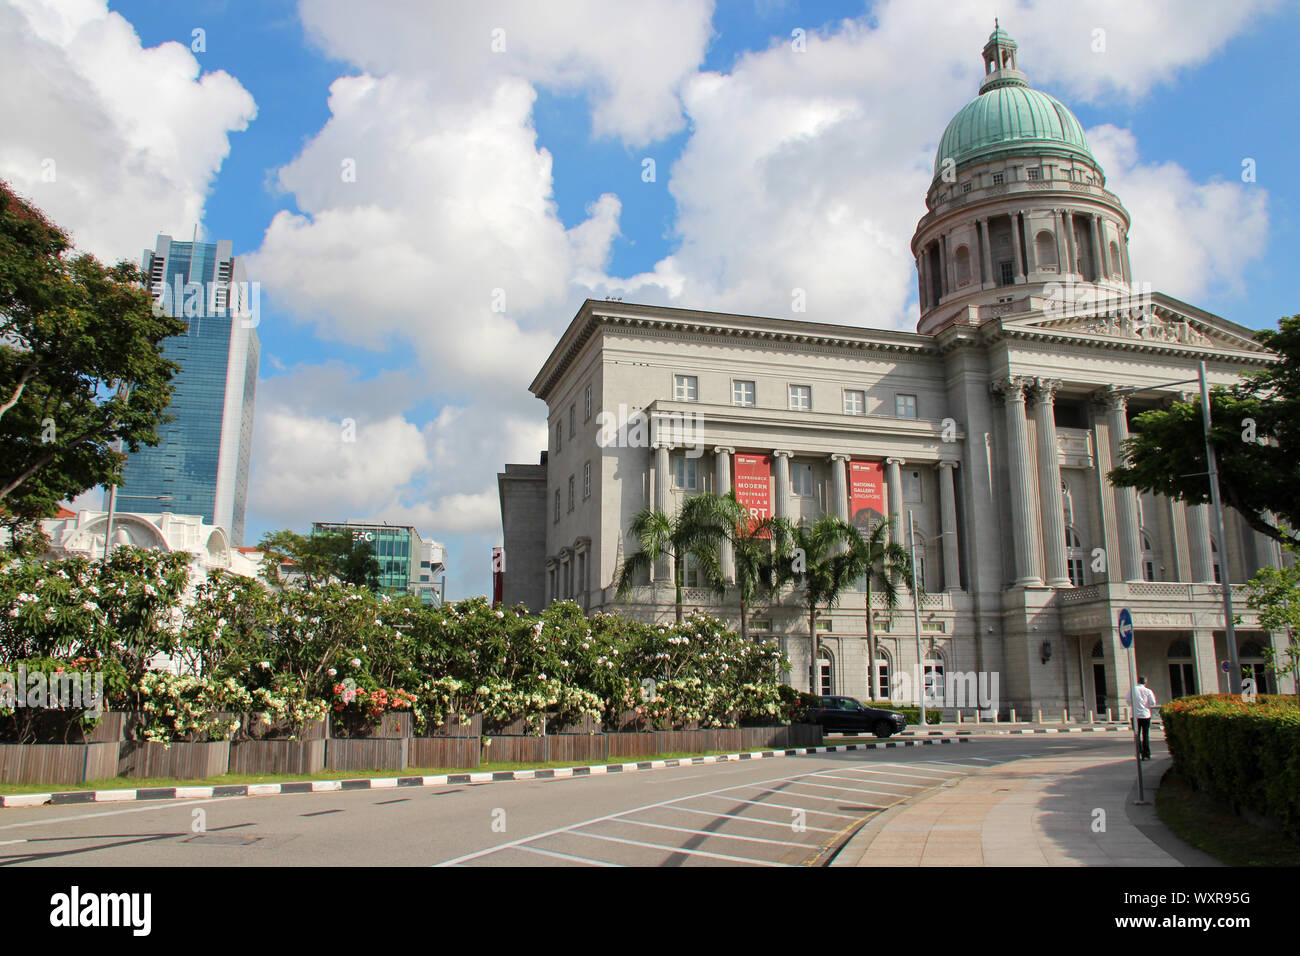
0;0;256;262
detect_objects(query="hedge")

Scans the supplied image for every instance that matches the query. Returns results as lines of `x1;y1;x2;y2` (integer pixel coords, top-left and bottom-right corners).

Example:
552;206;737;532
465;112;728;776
1160;694;1300;840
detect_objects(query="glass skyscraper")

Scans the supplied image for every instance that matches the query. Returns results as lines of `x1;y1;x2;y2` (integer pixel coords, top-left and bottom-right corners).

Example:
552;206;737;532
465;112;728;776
113;235;260;545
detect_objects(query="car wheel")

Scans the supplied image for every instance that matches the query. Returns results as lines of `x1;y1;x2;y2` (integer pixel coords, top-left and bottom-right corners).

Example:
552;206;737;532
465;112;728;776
873;720;893;739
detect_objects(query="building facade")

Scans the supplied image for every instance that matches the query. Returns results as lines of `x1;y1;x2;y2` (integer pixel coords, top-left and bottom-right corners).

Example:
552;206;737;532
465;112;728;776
311;521;447;604
113;235;260;545
499;28;1295;716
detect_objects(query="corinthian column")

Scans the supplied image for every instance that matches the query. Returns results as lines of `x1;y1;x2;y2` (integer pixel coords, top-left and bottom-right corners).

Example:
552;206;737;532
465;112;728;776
830;454;849;520
715;446;735;583
937;460;961;590
1186;503;1214;582
1102;388;1143;581
773;450;792;520
991;377;1042;586
885;457;905;542
1032;378;1071;587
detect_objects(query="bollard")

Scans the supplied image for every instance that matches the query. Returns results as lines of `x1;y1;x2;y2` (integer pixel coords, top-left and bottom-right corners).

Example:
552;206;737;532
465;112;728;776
1105;707;1112;722
1088;709;1095;724
974;709;981;724
1010;708;1017;723
1063;709;1069;724
1036;709;1043;724
956;711;963;724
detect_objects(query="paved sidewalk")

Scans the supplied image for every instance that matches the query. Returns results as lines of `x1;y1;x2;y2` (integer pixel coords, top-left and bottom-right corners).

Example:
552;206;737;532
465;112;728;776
832;738;1219;867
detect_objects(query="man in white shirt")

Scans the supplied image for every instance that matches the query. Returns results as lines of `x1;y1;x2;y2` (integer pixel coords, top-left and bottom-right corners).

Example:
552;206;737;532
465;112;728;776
1127;676;1158;759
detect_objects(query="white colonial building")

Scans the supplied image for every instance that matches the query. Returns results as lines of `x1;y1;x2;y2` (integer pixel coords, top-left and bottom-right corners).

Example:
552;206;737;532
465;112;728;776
498;28;1294;716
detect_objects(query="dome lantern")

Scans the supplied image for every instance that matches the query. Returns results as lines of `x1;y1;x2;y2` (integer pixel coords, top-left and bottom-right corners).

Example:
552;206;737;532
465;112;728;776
980;19;1026;92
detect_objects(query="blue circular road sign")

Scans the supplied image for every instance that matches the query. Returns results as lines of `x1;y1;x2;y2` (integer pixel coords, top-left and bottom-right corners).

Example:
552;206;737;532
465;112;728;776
1117;608;1135;649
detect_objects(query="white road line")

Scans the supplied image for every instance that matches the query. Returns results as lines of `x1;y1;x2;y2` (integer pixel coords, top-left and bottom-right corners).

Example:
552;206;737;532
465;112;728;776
914;760;982;768
685;793;861;820
865;763;964;777
513;845;623;867
0;796;248;832
780;779;902;797
658;805;838;834
0;839;28;846
811;772;931;788
790;781;916;800
837;770;937;784
564;830;789;866
612;818;809;848
739;785;882;804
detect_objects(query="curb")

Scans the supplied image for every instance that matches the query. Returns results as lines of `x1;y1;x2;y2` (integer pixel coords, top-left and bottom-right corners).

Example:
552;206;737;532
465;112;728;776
0;736;971;809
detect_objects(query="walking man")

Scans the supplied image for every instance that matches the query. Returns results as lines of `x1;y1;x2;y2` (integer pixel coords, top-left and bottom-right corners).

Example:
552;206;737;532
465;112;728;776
1127;676;1158;759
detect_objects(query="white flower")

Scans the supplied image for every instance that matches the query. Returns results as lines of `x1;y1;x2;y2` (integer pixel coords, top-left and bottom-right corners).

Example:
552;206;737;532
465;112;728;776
327;668;337;677
495;610;504;619
350;658;361;668
259;661;270;670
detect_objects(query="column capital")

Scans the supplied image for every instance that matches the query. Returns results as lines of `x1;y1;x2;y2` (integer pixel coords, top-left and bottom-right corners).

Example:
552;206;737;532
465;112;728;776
1091;386;1128;413
652;442;675;451
829;453;850;462
884;456;906;467
713;446;735;455
937;459;959;470
990;375;1033;403
772;449;793;459
1030;377;1063;405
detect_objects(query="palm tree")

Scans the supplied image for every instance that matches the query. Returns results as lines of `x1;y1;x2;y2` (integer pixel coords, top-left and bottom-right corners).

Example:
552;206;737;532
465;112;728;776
615;494;737;623
770;514;859;694
842;518;913;701
694;493;795;640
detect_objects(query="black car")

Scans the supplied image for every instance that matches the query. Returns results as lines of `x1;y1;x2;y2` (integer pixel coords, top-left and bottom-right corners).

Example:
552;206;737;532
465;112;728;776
810;696;907;738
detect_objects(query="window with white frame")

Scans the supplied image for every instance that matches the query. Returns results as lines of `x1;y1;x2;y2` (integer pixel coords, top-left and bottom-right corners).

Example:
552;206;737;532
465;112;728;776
733;380;756;407
924;656;946;704
869;650;891;701
1066;527;1085;587
895;394;918;418
568;404;576;438
583;461;591;498
992;172;1004;186
674;374;698;402
791;463;814;497
843;389;865;415
1141;531;1158;582
1027;167;1041;181
681;552;700;588
788;384;812;411
673;455;697;490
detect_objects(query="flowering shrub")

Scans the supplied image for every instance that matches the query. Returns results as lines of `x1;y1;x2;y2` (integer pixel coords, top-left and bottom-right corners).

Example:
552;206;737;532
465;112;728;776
134;671;250;744
246;672;329;739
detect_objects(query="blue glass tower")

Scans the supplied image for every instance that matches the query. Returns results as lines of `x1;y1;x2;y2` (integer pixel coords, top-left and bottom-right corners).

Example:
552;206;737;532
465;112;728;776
112;235;260;545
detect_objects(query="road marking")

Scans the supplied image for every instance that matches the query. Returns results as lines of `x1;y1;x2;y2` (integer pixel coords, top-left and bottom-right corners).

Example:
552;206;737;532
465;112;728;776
514;845;623;867
685;794;860;820
564;830;789;866
659;805;837;834
779;778;901;797
865;763;964;777
0;796;248;832
612;818;810;848
0;839;27;846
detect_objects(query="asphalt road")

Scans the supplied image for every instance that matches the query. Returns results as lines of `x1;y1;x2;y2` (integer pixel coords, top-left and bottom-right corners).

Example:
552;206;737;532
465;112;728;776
0;736;1135;867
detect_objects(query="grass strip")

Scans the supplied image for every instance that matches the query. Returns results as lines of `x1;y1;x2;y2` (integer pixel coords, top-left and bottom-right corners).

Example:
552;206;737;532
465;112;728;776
1155;768;1300;867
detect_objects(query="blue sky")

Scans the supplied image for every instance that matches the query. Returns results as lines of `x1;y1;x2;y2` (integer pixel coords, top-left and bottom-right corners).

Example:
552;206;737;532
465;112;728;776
4;0;1297;598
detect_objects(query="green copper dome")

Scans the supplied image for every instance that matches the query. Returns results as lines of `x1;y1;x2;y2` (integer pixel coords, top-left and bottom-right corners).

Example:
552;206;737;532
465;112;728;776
932;27;1095;179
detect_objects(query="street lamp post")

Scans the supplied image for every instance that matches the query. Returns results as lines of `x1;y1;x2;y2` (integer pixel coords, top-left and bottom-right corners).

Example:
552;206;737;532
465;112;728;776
908;510;926;726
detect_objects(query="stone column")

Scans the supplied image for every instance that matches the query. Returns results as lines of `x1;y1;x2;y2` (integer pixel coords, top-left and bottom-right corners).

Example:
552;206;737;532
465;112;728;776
653;442;670;514
979;218;993;287
1011;214;1026;281
1024;213;1038;275
1186;504;1213;581
937;460;961;590
715;446;735;583
991;376;1042;586
885;457;905;541
1054;209;1068;274
1102;389;1143;581
773;450;792;520
916;256;927;311
830;454;849;520
1064;211;1077;275
937;238;947;300
1193;629;1221;694
1032;378;1071;587
1090;214;1105;281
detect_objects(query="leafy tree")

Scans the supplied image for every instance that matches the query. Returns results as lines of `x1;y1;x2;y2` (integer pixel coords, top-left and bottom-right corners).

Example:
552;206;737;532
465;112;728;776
842;517;913;700
770;514;860;694
692;492;794;641
1109;315;1300;546
615;495;736;623
0;180;187;521
256;528;381;591
1244;535;1300;703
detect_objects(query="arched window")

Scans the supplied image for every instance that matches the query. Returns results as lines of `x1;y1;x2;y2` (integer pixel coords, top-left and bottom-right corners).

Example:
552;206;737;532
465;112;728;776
1168;640;1196;698
1141;531;1159;582
1061;479;1074;526
955;246;971;286
911;526;928;592
817;650;834;697
1066;527;1086;587
922;648;946;705
1109;240;1122;278
1035;230;1057;270
869;647;892;702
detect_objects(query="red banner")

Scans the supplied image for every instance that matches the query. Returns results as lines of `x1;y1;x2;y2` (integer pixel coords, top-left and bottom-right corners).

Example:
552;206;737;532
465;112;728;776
733;453;772;533
849;460;886;531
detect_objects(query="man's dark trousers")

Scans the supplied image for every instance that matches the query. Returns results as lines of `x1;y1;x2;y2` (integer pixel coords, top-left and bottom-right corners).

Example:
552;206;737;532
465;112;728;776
1137;717;1151;758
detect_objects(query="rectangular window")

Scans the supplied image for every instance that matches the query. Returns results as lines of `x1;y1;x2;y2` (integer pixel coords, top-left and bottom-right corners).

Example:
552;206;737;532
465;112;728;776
682;552;700;588
673;455;697;490
895;394;918;418
788;384;811;411
1028;167;1041;181
584;384;592;421
732;380;756;407
998;261;1014;286
583;461;591;498
843;389;865;415
791;463;815;497
1068;557;1084;587
992;172;1004;186
568;475;575;512
555;422;562;452
962;182;972;194
554;489;560;522
568;404;575;438
674;374;698;402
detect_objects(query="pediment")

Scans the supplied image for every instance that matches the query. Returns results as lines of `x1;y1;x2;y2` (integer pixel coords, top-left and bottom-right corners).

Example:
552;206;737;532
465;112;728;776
1003;293;1272;357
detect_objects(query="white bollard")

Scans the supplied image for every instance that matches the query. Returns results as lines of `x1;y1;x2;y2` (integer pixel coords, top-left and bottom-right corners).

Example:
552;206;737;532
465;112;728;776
1036;709;1043;724
1088;710;1095;725
1010;708;1017;723
1062;709;1069;724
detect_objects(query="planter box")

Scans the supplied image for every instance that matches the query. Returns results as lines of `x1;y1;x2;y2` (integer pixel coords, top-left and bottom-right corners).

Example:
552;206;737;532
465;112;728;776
119;740;230;779
228;739;325;775
409;737;479;769
0;742;120;785
330;711;412;739
326;738;408;772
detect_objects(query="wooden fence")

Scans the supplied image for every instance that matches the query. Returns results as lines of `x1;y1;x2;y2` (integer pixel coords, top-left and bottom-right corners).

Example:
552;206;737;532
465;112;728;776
0;742;120;785
229;739;326;775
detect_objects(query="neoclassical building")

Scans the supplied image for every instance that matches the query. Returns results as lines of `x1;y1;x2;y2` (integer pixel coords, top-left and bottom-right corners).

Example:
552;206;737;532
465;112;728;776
498;28;1294;716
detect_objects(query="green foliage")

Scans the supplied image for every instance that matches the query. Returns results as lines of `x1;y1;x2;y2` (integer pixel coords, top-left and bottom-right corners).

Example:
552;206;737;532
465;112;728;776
256;528;381;590
1109;315;1300;547
1244;536;1300;696
1161;693;1300;840
0;180;188;521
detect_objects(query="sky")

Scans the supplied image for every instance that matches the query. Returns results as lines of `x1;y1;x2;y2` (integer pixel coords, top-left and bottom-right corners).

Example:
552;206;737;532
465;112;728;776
2;0;1297;599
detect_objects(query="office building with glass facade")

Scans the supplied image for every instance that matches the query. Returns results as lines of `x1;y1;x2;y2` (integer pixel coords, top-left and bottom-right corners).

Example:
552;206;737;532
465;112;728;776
113;235;260;545
311;521;447;604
